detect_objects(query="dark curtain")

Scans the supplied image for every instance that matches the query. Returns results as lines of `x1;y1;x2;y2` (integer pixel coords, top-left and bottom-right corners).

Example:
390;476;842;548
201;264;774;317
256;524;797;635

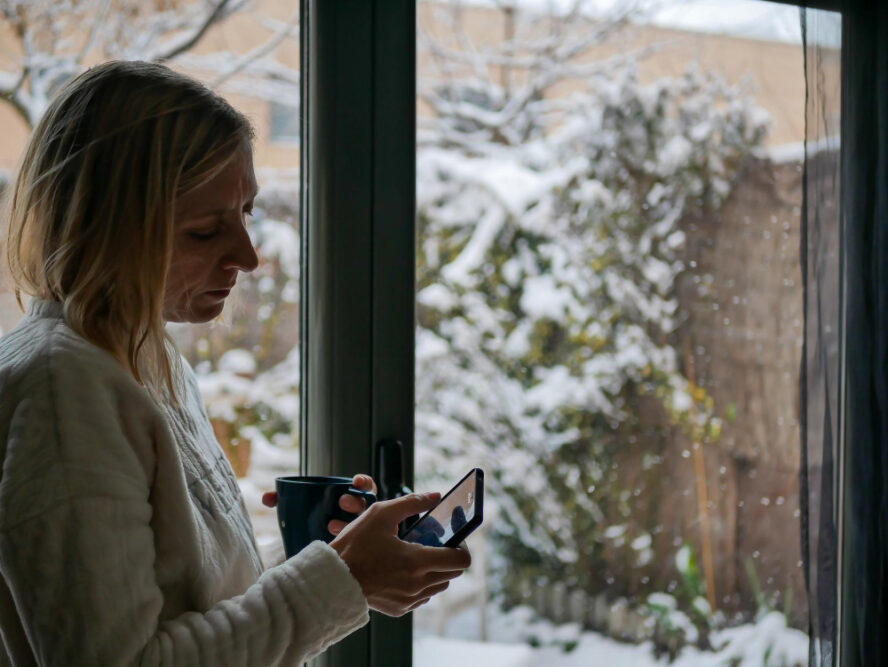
801;8;841;665
838;0;888;664
801;2;888;665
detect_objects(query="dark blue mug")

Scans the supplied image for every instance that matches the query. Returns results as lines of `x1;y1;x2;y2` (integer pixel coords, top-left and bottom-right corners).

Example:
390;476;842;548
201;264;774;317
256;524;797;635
275;476;376;558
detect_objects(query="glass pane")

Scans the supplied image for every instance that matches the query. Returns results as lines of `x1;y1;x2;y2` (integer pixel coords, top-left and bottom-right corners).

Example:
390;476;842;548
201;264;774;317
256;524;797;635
0;1;300;561
414;1;835;664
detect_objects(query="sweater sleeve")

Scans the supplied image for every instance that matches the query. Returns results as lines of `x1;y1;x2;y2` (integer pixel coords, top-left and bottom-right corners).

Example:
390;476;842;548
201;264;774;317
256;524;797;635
0;337;368;666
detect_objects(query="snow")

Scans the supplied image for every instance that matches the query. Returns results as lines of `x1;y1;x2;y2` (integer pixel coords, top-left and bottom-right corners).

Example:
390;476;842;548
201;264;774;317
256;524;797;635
502;323;532;359
768;134;840;164
675;544;693;574
217;349;257;376
418;284;458;311
519;275;574;321
711;612;808;667
524;366;581;414
414;599;808;667
441;206;505;286
414;637;533;667
251;219;300;276
604;524;626;539
631;533;653;551
659;135;694;175
417;329;452;362
647;593;678;611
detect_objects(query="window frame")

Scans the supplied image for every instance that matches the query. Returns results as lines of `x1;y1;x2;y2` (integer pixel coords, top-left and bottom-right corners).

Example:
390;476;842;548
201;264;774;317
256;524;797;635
299;2;858;666
300;1;416;666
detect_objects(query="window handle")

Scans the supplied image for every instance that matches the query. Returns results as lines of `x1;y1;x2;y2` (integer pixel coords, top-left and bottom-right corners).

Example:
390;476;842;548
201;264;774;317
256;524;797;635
375;438;417;533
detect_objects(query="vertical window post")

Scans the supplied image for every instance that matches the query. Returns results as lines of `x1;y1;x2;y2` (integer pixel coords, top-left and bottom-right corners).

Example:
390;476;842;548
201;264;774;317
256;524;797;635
301;1;416;665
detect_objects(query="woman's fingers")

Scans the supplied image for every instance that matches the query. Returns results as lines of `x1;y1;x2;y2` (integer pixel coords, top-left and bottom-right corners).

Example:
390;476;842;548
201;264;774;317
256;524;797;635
265;472;375;513
406;597;432;613
338;493;366;515
333;473;379;522
335;491;442;537
403;581;452;614
377;492;441;526
329;492;472;617
412;543;472;571
352;473;378;495
423;568;465;586
416;579;451;600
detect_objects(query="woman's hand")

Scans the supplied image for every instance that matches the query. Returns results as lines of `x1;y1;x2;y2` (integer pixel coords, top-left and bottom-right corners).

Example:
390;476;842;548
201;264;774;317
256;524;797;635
261;474;378;536
330;492;472;617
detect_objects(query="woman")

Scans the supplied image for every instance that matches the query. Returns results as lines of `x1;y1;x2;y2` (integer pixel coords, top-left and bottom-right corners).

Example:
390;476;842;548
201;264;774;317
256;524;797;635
0;60;469;665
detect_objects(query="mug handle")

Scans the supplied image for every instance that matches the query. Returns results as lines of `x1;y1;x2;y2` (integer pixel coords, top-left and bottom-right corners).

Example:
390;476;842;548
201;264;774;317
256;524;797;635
345;487;376;509
332;488;377;523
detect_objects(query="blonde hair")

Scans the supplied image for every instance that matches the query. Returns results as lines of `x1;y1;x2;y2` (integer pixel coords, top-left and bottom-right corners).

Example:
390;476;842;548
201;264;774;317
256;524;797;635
3;60;254;401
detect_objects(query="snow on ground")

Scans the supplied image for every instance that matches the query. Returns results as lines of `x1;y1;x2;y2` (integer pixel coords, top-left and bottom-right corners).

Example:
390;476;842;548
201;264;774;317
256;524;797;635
414;595;807;667
415;610;807;667
415;637;534;667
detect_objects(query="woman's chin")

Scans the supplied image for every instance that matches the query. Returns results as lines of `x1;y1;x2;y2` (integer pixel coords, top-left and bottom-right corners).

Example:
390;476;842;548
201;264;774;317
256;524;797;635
164;299;226;324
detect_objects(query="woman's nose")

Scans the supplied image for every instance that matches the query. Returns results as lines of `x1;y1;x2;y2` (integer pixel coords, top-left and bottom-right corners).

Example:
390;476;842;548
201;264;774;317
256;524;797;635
221;224;259;273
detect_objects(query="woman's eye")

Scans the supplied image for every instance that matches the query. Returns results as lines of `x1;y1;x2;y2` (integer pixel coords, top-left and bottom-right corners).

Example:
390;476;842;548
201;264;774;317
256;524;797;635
189;231;218;241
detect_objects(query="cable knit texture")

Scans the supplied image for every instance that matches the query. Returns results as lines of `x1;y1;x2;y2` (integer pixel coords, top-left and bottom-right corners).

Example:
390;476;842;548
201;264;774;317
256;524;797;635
0;300;369;666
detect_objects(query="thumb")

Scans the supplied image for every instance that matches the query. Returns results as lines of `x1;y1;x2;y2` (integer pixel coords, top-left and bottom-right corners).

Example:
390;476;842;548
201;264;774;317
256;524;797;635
378;492;441;524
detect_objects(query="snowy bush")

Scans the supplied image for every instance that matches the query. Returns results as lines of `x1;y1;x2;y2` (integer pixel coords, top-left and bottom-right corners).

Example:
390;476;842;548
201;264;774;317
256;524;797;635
415;62;769;603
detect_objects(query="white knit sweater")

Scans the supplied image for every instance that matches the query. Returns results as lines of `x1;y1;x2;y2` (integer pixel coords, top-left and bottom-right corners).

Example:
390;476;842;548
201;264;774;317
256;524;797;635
0;300;369;666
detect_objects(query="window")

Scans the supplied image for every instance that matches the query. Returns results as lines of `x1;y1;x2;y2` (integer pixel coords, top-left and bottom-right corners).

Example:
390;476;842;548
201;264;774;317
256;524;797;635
411;2;833;664
270;100;301;145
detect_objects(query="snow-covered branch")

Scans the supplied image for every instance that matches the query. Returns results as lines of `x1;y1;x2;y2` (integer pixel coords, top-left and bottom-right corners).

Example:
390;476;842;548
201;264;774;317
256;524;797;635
418;0;662;147
0;0;297;128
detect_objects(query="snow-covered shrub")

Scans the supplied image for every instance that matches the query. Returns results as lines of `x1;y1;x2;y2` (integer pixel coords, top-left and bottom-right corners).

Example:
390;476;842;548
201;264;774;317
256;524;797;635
415;63;769;604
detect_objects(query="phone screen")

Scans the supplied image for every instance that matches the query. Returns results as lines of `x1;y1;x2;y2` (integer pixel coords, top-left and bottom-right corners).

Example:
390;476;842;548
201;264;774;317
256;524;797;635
402;470;480;547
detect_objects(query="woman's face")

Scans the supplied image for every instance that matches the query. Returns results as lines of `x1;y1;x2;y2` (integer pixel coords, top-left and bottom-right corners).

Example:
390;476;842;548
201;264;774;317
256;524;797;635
164;144;260;323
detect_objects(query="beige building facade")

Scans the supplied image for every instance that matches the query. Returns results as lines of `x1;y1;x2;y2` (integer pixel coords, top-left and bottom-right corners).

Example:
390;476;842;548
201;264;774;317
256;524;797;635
0;3;808;174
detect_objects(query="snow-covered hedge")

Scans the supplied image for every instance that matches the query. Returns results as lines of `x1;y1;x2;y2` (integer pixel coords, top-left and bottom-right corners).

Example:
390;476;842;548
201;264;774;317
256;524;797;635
414;64;769;602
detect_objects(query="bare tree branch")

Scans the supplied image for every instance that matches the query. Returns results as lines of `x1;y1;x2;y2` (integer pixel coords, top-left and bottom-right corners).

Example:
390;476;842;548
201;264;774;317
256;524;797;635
207;8;298;88
0;79;30;125
152;0;234;63
76;0;112;65
0;0;301;128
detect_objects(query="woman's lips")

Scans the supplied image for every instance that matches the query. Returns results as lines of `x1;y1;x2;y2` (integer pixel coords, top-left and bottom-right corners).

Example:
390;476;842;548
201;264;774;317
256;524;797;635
205;288;231;299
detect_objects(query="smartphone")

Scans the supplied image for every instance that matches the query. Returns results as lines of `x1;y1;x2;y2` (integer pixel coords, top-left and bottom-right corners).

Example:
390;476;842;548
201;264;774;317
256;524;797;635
400;468;484;548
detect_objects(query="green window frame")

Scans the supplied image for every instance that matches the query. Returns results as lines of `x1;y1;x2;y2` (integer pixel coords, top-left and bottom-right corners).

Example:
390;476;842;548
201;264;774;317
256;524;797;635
300;2;416;665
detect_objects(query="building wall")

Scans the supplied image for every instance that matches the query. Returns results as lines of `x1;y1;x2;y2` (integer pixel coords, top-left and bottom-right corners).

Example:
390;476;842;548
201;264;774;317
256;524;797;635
0;3;814;172
673;157;806;624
